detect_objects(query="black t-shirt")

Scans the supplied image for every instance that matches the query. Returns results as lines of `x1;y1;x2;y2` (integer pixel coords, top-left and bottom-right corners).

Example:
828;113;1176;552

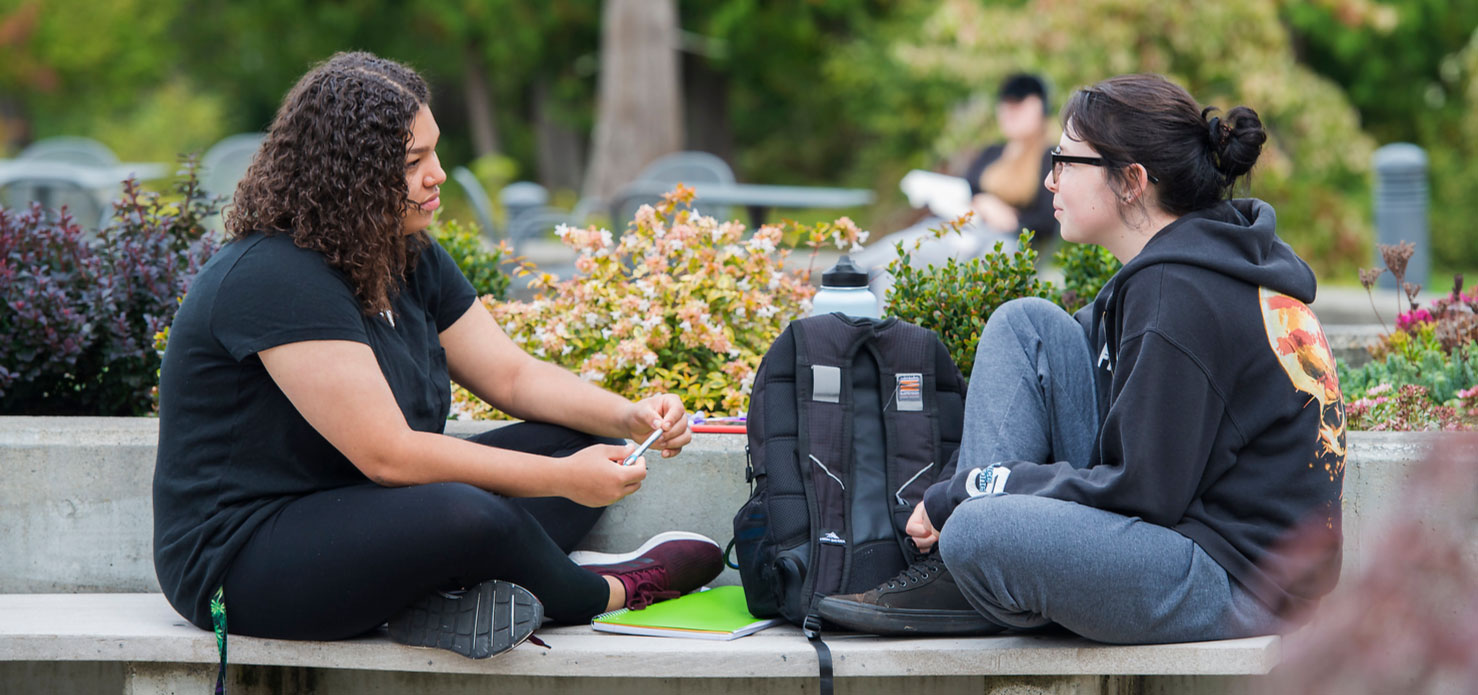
152;232;478;628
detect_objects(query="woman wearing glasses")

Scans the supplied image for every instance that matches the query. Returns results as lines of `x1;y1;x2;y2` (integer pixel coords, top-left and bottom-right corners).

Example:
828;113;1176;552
819;73;1345;644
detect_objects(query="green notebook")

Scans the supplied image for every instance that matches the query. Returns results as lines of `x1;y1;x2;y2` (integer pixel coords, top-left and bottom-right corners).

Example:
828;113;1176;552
591;585;784;640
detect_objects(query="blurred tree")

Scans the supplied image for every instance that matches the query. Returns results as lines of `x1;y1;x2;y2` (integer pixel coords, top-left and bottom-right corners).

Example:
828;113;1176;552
581;0;682;203
1281;0;1478;275
8;0;1471;278
413;0;600;191
171;0;601;192
171;0;411;134
0;0;229;160
683;0;910;186
1282;0;1470;143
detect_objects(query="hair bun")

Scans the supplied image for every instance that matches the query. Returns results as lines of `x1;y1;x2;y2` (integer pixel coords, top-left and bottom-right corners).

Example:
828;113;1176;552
1205;105;1266;182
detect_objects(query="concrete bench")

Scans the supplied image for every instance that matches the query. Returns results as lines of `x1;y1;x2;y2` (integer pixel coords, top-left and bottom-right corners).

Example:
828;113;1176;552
0;593;1278;694
0;417;1457;694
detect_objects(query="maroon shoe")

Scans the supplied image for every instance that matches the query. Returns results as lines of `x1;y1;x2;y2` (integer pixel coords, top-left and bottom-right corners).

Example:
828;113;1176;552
571;532;723;610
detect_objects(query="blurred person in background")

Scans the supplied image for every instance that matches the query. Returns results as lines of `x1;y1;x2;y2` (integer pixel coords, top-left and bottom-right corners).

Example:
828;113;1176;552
856;73;1057;303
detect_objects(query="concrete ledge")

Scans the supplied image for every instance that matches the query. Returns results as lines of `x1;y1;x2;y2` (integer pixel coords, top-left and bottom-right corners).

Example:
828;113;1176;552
0;417;1453;594
0;593;1279;678
3;416;1461;695
1323;325;1380;368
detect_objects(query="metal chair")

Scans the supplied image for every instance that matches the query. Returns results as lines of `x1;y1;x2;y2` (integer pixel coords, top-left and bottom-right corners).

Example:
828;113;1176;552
615;150;735;223
451;166;499;242
0;176;110;231
200;133;264;201
638;151;735;186
18;137;119;167
507;206;578;251
498;181;550;225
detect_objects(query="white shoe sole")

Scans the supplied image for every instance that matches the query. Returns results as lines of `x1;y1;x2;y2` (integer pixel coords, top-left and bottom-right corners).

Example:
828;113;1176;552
567;530;719;566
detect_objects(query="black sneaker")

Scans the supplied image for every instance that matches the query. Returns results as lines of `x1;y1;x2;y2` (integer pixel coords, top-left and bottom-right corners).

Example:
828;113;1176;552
817;554;1002;636
389;579;543;659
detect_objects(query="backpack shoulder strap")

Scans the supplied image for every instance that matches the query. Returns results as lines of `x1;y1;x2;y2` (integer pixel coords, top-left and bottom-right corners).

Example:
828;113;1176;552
791;314;871;607
872;321;953;542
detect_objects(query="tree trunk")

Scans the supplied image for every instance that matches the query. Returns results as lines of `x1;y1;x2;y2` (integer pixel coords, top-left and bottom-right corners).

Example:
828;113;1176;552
683;53;733;173
532;81;584;192
0;97;29;155
580;0;682;203
463;44;500;156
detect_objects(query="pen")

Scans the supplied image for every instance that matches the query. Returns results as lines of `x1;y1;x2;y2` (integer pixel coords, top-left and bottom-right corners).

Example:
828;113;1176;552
621;428;664;466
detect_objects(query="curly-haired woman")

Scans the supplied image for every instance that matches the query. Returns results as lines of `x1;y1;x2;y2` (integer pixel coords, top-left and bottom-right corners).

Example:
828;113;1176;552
819;74;1345;644
153;52;722;661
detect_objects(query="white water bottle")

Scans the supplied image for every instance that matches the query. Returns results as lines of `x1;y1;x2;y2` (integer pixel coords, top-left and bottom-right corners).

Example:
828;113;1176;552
811;255;880;319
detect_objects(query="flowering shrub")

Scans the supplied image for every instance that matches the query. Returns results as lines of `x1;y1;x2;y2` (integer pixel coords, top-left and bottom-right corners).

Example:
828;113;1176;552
467;185;858;418
1341;242;1478;430
2;163;220;415
1343;383;1478;432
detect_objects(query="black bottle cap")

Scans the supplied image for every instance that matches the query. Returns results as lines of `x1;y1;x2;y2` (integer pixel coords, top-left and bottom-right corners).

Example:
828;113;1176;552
822;254;868;288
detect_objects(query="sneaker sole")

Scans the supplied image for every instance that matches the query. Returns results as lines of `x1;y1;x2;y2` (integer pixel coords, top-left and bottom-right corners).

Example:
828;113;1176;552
567;531;719;566
389;580;543;659
817;595;1002;636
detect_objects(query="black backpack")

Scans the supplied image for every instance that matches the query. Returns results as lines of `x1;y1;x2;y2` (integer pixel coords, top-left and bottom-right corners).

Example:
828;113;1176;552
732;313;967;627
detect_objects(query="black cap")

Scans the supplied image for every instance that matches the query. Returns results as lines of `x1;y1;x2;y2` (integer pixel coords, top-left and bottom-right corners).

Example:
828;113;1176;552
822;255;868;288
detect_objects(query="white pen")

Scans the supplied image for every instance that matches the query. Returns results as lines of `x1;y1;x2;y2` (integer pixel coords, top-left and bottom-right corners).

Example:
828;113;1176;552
621;428;664;466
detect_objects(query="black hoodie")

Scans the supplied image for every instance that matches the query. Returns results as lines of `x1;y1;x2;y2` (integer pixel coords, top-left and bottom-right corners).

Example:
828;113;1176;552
924;199;1346;616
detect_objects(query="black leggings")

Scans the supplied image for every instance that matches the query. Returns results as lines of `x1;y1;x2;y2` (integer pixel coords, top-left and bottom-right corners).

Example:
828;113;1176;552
221;422;617;640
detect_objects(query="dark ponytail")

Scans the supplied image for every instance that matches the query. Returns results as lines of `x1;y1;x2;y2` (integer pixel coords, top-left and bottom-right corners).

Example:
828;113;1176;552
1204;105;1266;189
1061;74;1267;216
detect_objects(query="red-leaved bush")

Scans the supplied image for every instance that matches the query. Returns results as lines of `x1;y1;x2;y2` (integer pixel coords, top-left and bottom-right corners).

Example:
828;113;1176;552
0;163;219;415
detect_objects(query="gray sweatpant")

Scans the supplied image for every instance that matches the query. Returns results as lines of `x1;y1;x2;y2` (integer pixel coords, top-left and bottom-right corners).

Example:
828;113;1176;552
937;298;1283;643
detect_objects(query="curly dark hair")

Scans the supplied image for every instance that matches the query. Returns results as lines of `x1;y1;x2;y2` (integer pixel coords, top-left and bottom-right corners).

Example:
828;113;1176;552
227;51;432;315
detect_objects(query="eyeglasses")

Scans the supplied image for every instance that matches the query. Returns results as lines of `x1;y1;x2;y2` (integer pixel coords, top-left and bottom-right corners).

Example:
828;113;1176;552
1050;147;1159;185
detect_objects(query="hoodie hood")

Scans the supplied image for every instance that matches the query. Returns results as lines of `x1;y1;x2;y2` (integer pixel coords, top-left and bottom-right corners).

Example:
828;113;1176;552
1107;198;1316;304
1082;198;1318;378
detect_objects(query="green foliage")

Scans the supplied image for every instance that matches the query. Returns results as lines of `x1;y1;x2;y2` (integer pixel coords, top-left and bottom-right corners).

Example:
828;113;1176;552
827;0;1379;279
8;0;1475;280
1280;0;1468;144
685;1;910;186
83;80;227;164
1052;242;1121;314
428;218;510;300
1339;339;1478;407
885;224;1053;377
0;0;184;142
1282;1;1478;274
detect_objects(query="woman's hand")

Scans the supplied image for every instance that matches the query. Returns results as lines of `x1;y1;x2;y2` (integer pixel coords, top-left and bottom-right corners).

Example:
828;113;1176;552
623;393;692;459
972;193;1019;232
559;443;648;507
906;501;940;553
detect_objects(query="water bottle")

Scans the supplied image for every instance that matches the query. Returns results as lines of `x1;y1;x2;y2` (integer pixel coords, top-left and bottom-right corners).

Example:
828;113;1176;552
811;255;880;319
